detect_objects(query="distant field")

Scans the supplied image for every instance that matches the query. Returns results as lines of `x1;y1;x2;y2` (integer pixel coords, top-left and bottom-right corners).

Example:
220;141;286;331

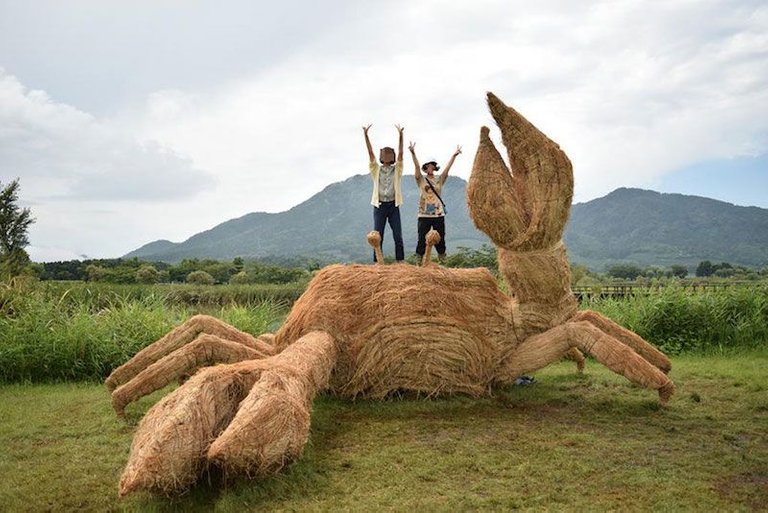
0;355;765;511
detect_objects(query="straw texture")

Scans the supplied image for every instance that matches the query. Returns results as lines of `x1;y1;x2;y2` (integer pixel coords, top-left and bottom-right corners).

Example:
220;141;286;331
273;263;514;397
367;231;384;264
106;314;274;392
421;228;441;266
118;331;336;496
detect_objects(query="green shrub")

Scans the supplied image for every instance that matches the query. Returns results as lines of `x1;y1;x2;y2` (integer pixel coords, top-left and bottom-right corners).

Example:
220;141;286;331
229;271;250;285
135;265;160;284
187;270;215;285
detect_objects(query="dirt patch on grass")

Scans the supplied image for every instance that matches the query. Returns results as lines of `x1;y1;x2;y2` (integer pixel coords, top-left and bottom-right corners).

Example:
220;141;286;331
713;471;768;511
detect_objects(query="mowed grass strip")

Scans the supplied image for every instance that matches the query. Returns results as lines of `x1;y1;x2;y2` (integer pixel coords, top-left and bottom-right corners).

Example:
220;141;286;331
0;353;766;512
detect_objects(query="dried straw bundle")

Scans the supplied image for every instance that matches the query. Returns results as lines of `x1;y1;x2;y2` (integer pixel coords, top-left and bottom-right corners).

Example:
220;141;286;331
494;319;674;403
367;231;384;264
208;331;336;476
106;315;273;392
273;263;515;397
467;92;577;333
118;331;335;496
497;244;578;338
110;334;267;416
467;93;573;252
111;92;677;497
118;360;262;496
573;310;671;373
421;228;441;266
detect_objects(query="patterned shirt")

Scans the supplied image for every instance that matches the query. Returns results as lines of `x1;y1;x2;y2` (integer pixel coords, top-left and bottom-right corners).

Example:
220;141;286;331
416;174;446;217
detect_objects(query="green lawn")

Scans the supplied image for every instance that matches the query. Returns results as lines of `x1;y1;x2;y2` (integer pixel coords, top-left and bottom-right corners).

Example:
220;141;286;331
1;353;766;512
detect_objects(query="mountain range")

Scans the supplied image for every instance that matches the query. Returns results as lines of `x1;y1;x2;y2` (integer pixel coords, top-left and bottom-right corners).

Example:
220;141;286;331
124;175;768;270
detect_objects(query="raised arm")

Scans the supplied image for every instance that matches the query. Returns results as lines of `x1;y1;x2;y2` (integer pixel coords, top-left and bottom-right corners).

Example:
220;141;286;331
409;141;422;180
396;124;404;162
440;145;462;183
363;124;375;162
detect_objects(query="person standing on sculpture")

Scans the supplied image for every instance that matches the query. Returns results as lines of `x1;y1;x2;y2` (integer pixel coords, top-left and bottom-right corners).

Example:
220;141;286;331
364;124;405;262
409;142;461;263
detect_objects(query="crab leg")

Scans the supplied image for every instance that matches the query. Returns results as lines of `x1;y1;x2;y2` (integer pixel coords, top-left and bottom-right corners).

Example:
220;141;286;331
111;334;269;416
105;314;274;392
500;321;674;403
565;347;586;372
118;330;337;497
573;310;671;373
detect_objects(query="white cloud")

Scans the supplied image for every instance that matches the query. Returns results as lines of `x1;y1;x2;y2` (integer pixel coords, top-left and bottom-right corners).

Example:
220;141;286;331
1;1;766;260
127;1;768;208
0;70;214;202
0;69;217;260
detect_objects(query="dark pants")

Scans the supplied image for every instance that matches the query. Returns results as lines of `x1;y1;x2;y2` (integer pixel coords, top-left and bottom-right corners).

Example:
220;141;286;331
416;216;446;256
373;201;404;262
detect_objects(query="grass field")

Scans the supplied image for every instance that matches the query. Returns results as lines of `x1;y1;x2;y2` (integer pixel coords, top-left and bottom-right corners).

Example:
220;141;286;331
1;353;766;512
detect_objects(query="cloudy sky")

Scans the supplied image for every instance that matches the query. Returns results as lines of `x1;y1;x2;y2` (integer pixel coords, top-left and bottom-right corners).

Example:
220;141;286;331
1;0;766;262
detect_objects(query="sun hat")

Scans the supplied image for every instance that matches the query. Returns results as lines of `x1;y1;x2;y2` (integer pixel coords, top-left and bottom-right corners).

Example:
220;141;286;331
421;159;440;171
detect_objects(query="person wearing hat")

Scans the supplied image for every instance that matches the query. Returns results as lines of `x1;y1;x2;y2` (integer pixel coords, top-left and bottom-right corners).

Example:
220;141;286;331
408;142;462;263
363;123;405;262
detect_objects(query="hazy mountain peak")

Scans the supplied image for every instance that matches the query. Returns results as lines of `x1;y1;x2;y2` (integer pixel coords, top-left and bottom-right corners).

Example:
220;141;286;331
125;178;768;270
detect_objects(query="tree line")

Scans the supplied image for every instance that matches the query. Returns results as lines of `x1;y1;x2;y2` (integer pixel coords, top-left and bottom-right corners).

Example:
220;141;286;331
33;246;500;285
37;257;309;285
34;253;763;286
600;262;766;281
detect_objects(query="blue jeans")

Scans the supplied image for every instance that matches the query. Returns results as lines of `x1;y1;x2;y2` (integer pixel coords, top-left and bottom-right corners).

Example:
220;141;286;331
373;201;404;262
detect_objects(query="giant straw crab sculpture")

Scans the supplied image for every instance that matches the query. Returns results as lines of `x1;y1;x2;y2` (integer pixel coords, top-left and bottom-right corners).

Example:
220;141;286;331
106;93;674;496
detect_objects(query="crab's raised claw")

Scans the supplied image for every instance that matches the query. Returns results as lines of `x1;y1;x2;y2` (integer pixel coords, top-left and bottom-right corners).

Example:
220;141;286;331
467;126;529;250
468;92;574;251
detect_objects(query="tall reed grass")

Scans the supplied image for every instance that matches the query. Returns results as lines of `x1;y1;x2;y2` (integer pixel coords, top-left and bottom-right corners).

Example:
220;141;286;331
29;280;307;307
583;284;768;354
0;278;286;382
2;279;766;383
